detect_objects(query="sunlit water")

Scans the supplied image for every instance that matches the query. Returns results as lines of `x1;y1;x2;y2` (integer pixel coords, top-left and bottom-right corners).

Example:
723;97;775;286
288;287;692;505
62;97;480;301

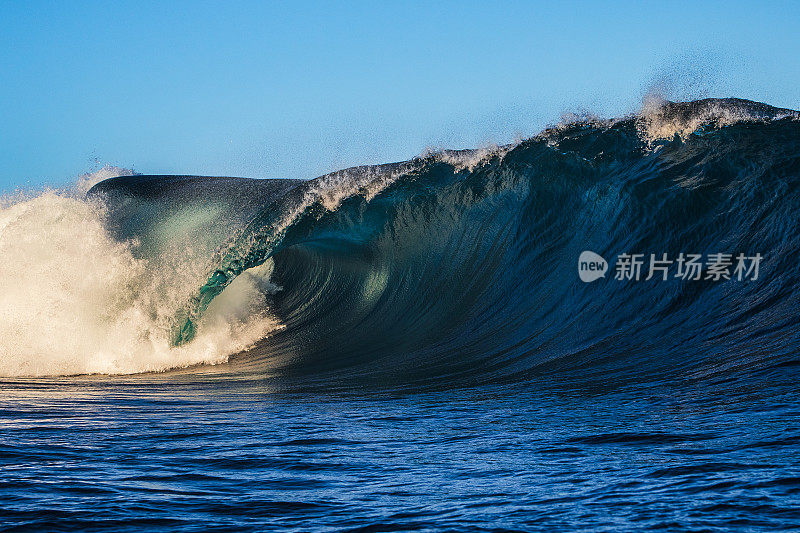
1;369;798;532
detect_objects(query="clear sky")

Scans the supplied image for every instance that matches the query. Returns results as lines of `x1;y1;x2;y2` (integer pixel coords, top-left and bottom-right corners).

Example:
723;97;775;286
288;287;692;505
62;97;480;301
1;1;798;190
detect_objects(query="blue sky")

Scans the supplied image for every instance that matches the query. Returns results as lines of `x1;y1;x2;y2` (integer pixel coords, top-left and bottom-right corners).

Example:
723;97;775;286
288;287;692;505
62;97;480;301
1;1;798;190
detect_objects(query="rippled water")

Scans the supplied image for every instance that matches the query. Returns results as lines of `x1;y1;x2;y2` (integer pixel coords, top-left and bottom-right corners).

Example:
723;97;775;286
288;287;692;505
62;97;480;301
2;368;798;531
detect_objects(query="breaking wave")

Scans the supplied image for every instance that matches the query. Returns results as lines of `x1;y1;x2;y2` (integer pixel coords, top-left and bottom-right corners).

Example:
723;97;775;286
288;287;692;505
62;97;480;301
3;98;800;385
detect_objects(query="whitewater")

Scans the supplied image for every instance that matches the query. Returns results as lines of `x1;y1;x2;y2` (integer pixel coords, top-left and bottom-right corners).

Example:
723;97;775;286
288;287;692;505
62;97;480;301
0;168;282;376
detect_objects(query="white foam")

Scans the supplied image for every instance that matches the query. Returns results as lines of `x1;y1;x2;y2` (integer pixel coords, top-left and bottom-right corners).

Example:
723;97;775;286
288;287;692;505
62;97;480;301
306;164;408;210
0;169;281;377
434;144;510;172
637;95;800;145
638;95;738;144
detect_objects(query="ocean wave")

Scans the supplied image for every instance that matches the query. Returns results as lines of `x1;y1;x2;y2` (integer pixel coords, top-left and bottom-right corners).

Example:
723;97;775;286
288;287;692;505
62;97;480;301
4;98;800;382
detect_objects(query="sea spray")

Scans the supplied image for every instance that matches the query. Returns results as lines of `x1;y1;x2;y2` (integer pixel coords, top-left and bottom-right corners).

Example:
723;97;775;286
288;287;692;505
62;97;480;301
0;169;282;376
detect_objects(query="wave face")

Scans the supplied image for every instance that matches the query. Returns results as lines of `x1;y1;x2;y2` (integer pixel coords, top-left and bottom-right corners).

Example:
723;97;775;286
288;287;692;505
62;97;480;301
4;98;800;382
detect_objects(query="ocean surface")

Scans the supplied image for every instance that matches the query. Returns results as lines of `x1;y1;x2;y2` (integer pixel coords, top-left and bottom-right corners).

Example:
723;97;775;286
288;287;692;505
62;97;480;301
1;98;799;531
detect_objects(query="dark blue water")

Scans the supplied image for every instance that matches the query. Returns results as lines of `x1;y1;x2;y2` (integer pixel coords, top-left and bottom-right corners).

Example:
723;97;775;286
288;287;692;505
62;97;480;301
1;372;798;531
3;98;800;531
